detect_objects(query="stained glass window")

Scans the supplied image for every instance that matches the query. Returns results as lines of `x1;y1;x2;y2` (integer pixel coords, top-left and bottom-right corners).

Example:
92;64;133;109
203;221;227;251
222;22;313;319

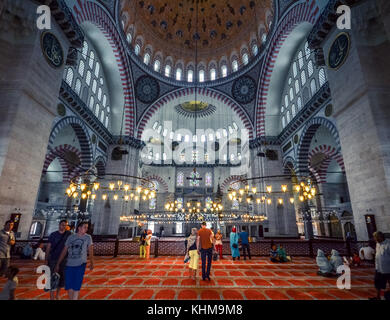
232;199;239;210
205;172;212;187
189;171;200;187
177;172;184;186
149;198;156;210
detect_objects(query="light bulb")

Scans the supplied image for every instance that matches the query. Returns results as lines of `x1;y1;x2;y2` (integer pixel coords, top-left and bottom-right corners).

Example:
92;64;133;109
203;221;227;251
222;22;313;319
81;193;87;199
102;194;107;200
113;195;118;200
109;183;115;190
251;187;257;194
267;199;272;205
91;194;96;200
266;186;272;193
93;183;100;190
117;180;122;187
290;198;294;204
80;184;86;191
278;198;283;205
124;184;130;191
281;185;287;192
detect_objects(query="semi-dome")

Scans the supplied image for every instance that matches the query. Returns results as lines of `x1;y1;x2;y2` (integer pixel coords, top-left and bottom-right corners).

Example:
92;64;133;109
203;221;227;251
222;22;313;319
120;0;274;82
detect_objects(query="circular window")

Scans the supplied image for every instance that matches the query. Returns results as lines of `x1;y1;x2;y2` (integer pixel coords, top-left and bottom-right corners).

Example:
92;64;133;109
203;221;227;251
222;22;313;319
325;104;333;117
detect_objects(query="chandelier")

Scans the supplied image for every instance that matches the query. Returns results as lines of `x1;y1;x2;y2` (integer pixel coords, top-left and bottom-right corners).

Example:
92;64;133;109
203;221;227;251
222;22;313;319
65;171;156;203
227;176;316;205
164;198;223;214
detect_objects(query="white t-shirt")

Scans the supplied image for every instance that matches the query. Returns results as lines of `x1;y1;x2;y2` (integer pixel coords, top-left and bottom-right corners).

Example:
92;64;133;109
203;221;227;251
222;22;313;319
359;246;375;260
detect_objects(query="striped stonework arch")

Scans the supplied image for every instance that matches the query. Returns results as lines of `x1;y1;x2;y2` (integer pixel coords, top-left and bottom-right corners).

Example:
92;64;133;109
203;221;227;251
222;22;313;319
94;156;107;177
255;0;320;137
308;144;345;183
42;144;82;182
48;116;93;171
296;117;341;176
221;175;248;193
71;0;135;136
282;156;297;175
136;87;254;140
141;175;169;193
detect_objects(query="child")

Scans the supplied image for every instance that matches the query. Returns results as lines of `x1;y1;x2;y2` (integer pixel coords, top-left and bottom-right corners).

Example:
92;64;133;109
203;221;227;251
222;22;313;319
145;230;152;259
0;266;19;300
351;252;361;267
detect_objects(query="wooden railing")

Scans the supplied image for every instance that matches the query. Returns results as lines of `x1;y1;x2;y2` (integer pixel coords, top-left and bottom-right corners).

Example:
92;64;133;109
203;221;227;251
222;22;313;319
12;238;370;259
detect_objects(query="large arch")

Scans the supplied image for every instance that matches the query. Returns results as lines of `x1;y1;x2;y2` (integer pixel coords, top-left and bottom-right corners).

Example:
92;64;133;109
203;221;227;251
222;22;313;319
70;0;136;136
221;175;248;193
136;87;254;139
296;117;341;176
255;0;320;137
48;116;93;171
141;174;169;193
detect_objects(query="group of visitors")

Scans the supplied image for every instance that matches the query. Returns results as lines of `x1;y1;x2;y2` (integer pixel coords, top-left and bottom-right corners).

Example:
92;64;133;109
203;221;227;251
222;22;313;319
270;244;291;263
0;219;94;300
139;229;153;259
21;241;46;260
316;249;344;276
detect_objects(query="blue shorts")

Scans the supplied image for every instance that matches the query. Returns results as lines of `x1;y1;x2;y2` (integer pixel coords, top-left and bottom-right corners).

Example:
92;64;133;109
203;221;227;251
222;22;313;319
65;263;86;291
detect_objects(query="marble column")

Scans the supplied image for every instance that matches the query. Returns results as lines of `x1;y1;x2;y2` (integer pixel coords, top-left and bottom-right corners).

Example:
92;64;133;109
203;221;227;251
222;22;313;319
0;0;70;238
321;0;390;240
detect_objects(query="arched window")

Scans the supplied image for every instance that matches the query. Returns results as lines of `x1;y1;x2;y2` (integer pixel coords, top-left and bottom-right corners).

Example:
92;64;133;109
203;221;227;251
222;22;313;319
293;62;298;78
205;172;212;187
94;62;100;77
100;77;104;86
65;68;73;86
210;68;216;80
78;60;85;77
187;69;193;82
152;121;159;130
189;171;200;187
149;198;156;210
310;79;317;96
95;104;100;117
75;78;82;95
154;60;160;72
102;94;107;107
282;116;286;128
242;53;249;65
252;43;258;55
126;33;132;44
199;69;205;82
105;116;109;127
97;87;102;101
308;60;314;77
134;44;140;55
292;104;296;117
92;79;97;93
232;122;238;130
261;33;267;44
298;51;304;69
177;172;184;186
301;70;307;86
164;65;171;77
305;42;311;58
143;53;150;65
100;110;105;123
319;68;326;87
289;87;294;101
297;96;302;109
88;51;95;68
295;79;300;94
284;95;289;108
89;96;94;109
176;68;182;80
232;60;238;72
86;70;91;85
221;65;227;77
288;77;292;85
82;41;88;59
286;110;291;122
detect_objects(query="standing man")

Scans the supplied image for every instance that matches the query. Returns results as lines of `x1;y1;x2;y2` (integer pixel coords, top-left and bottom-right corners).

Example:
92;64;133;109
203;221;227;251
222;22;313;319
370;231;390;300
197;222;213;281
239;226;251;260
139;229;147;259
0;220;15;278
46;220;71;300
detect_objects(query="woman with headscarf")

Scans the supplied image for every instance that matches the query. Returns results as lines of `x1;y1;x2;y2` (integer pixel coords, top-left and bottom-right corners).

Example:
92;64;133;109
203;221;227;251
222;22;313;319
230;227;240;261
316;249;333;276
185;228;199;280
330;249;343;273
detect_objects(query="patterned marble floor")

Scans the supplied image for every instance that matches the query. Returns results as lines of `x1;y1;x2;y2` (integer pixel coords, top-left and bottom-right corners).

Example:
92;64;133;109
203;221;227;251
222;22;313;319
1;256;377;300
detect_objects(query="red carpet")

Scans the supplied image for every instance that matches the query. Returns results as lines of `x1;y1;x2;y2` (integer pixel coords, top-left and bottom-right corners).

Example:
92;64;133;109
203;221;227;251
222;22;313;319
1;256;377;300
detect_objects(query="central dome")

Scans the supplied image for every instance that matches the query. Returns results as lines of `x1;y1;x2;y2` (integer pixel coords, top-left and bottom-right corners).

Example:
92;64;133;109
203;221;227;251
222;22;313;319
120;0;274;81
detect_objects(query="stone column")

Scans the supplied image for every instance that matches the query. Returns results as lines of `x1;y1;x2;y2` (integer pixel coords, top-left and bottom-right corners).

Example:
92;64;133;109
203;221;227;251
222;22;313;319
320;0;390;240
0;0;70;238
92;144;141;235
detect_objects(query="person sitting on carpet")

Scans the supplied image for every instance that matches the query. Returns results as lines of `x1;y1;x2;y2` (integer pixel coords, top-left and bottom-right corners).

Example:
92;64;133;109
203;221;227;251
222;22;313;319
185;228;199;281
277;244;291;262
21;243;33;259
270;244;280;263
330;249;344;274
316;249;333;277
